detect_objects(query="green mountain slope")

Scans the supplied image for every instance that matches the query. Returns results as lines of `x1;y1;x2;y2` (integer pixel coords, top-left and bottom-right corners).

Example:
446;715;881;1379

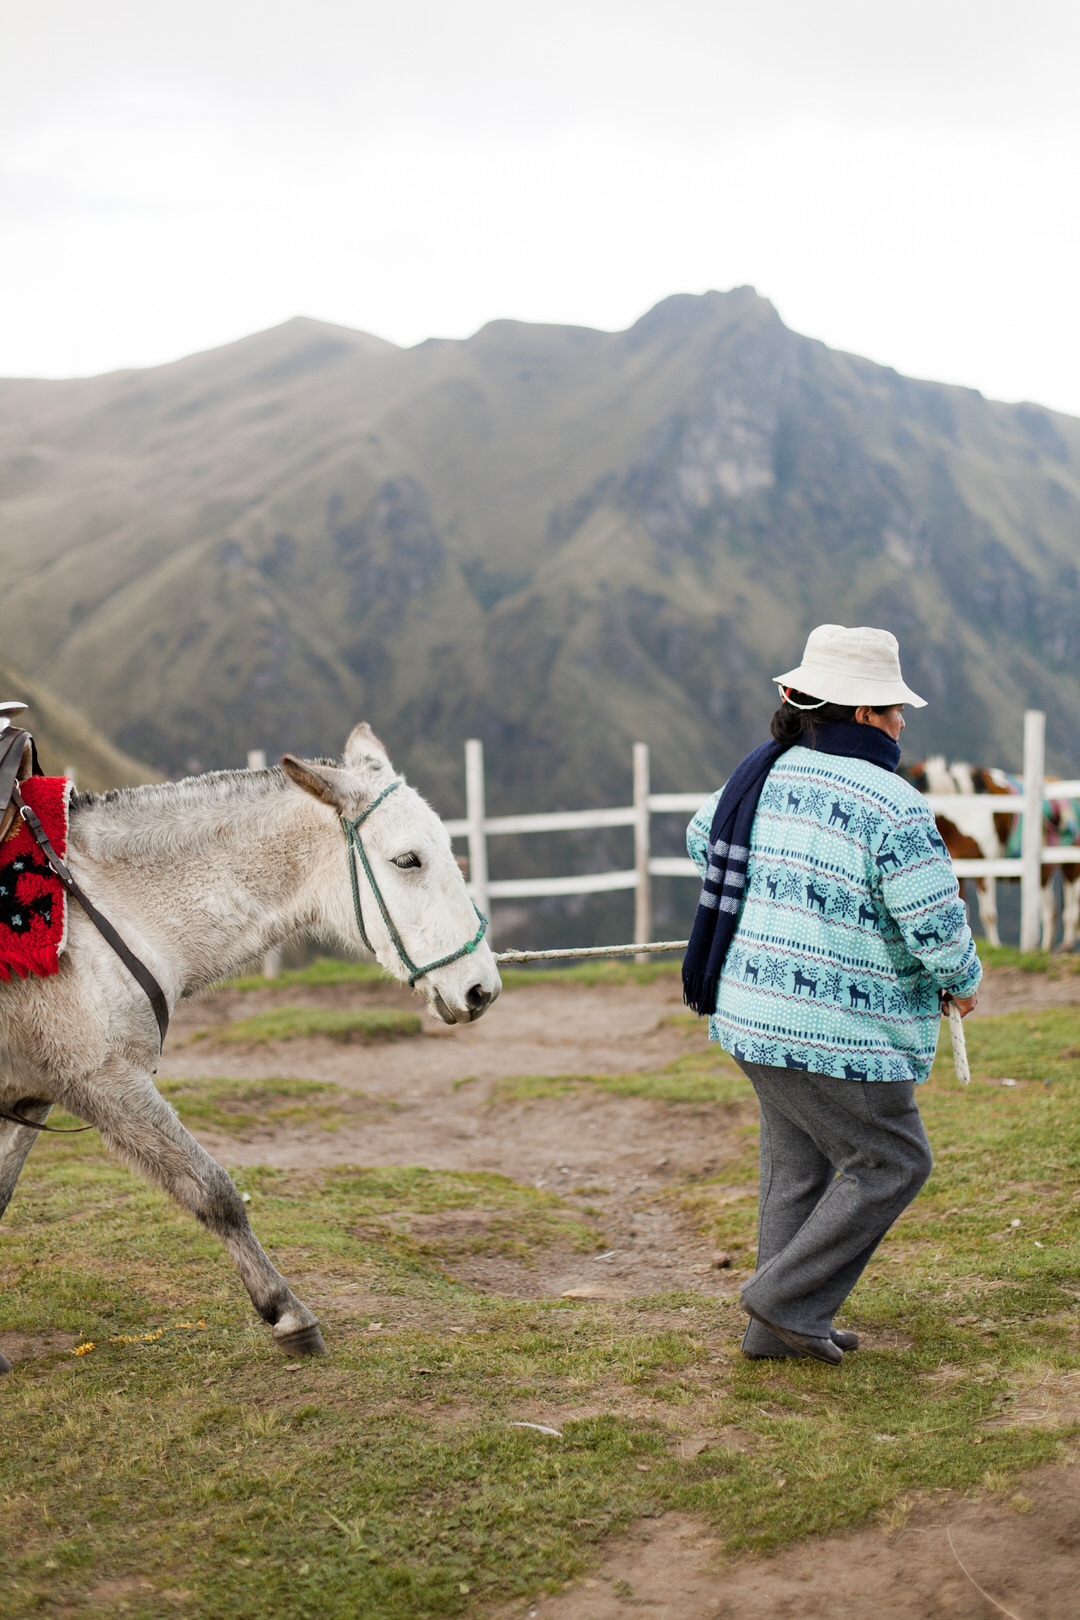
2;291;1079;819
0;655;159;792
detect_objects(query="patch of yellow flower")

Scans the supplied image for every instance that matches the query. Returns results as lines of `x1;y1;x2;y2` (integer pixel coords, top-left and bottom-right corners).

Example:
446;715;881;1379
71;1321;207;1355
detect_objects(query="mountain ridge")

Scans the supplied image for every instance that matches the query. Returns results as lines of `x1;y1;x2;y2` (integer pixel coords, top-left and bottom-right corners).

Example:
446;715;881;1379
1;289;1078;824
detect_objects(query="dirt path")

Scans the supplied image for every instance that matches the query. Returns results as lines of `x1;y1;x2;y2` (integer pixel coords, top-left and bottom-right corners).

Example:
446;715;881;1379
160;964;1080;1618
494;1454;1080;1619
163;973;746;1300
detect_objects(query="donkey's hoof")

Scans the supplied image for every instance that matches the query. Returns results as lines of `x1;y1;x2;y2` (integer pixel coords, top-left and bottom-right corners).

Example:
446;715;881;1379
0;1349;12;1374
275;1324;326;1357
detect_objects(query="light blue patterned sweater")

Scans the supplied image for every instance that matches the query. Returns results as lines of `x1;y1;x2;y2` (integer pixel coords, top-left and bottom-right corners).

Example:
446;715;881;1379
687;746;982;1084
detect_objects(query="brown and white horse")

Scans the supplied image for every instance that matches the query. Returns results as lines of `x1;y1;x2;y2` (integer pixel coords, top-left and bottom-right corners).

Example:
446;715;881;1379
903;757;1080;950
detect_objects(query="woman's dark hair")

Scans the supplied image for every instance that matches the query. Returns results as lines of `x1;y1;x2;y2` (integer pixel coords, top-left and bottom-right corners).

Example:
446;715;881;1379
770;691;890;750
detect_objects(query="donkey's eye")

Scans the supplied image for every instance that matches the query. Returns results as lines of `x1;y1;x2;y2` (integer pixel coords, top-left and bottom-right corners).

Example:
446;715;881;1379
392;852;422;870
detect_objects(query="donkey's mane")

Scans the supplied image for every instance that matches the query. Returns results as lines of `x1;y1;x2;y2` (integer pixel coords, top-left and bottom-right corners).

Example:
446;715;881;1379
73;766;296;815
69;766;321;861
72;760;348;814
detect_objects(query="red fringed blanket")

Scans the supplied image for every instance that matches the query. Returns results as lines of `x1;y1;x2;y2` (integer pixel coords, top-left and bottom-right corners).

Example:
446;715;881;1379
0;777;72;980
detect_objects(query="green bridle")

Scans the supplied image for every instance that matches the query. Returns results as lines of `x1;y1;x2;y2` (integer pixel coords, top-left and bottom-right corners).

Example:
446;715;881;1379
341;781;488;988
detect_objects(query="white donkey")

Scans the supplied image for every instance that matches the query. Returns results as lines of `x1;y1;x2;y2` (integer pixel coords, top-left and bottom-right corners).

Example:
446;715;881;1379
0;724;500;1371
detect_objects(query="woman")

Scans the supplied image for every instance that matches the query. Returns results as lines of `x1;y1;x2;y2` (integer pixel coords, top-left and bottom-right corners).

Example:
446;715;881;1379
685;624;980;1365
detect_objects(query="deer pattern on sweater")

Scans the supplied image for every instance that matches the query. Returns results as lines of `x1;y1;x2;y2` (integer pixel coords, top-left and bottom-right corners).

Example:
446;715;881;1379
687;746;981;1084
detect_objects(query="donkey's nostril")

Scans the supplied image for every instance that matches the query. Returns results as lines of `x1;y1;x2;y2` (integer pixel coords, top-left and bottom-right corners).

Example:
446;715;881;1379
465;984;491;1013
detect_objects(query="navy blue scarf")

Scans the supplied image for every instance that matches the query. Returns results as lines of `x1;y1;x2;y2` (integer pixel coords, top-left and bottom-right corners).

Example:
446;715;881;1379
681;722;901;1016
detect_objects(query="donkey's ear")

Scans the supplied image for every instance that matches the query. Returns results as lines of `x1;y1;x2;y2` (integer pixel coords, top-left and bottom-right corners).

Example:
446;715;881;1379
343;722;389;770
281;755;354;811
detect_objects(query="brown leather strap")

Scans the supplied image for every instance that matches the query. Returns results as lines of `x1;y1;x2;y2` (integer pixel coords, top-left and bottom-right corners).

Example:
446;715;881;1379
0;729;37;839
11;783;170;1047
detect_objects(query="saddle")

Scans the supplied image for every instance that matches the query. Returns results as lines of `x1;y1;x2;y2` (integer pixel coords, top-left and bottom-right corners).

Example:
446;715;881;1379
0;703;169;1136
0;704;39;844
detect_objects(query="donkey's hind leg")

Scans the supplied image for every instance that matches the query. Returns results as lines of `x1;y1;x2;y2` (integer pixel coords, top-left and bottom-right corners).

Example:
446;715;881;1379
0;1099;52;1223
67;1060;325;1356
0;1101;53;1373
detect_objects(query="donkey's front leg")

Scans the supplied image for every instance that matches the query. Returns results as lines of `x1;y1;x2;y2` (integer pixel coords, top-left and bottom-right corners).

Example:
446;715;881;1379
0;1101;55;1373
67;1060;325;1356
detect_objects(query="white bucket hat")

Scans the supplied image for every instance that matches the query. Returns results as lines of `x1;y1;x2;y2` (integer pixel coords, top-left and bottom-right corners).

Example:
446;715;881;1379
774;624;926;708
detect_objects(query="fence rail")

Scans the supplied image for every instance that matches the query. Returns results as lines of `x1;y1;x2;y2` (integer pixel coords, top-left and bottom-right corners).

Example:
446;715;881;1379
445;711;1076;952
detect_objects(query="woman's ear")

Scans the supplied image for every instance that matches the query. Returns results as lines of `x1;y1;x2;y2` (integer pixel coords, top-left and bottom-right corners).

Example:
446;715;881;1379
854;706;871;725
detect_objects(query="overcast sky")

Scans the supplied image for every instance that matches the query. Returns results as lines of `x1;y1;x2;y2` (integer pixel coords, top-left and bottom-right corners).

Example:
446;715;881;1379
3;0;1079;413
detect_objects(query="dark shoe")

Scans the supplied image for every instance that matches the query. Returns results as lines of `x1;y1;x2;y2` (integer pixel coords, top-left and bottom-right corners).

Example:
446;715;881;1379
745;1329;858;1359
744;1306;843;1365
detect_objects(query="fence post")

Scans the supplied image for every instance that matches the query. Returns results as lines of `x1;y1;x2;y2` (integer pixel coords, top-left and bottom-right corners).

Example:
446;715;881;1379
247;749;282;978
1019;709;1045;953
633;743;651;958
465;739;490;937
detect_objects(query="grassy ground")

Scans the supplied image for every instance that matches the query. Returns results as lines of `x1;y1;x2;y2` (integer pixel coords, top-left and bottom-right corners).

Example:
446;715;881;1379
156;1077;397;1136
222;955;684;995
2;1006;1079;1618
975;944;1080;976
492;1048;754;1108
224;959;390;992
192;1007;423;1045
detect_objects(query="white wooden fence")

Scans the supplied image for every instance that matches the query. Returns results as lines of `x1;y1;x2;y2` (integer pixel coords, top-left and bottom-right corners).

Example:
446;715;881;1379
443;740;702;951
445;712;1080;953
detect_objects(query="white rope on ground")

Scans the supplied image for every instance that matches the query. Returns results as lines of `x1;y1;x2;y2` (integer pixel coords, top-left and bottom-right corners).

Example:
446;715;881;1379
946;1528;1027;1620
493;939;688;964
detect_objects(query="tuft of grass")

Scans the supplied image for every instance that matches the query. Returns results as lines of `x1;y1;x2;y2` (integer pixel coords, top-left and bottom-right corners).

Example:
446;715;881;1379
492;1050;753;1108
158;1076;390;1136
3;1005;1080;1617
658;1010;702;1030
320;1167;607;1271
193;1006;423;1045
976;944;1080;976
220;957;389;992
496;958;682;989
323;1163;589;1217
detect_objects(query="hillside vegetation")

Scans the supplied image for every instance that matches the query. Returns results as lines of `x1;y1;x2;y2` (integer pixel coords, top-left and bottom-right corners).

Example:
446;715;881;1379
0;653;159;791
2;290;1079;816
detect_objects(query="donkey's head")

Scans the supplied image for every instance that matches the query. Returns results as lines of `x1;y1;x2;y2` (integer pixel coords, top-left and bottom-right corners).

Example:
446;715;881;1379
281;724;500;1025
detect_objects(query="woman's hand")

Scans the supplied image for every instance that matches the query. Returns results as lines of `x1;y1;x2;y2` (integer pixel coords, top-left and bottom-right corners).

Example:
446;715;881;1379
942;991;978;1019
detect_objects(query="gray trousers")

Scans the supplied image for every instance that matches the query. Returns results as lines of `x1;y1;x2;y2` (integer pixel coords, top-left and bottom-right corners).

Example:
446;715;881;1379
735;1061;933;1354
